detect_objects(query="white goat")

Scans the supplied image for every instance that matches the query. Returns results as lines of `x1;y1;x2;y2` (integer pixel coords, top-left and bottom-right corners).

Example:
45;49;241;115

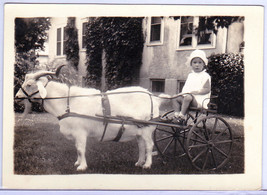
15;66;167;171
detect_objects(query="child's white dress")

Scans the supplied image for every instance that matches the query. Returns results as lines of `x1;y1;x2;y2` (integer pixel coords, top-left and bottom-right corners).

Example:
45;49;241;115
182;70;211;109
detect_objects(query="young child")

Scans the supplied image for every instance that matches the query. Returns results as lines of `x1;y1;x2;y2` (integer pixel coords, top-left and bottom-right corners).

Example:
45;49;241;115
172;49;211;125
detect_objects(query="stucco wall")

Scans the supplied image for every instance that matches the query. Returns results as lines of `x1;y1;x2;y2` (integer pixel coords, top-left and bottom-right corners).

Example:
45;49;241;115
139;17;241;95
226;22;244;53
38;17;243;93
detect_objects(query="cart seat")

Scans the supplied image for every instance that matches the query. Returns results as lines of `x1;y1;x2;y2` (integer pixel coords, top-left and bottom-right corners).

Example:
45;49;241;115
189;97;218;114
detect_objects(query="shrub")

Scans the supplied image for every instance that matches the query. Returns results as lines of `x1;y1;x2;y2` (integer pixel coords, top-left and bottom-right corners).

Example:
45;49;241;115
42;60;80;86
14;50;39;112
207;53;244;117
64;17;79;70
84;18;103;89
84;17;144;90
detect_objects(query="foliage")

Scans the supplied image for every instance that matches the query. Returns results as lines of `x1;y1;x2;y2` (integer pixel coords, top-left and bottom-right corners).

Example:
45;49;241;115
64;17;80;70
14;50;39;112
197;16;244;35
207;53;244;117
84;17;144;90
15;18;51;53
102;17;144;90
84;18;103;89
14;18;51;112
43;60;80;86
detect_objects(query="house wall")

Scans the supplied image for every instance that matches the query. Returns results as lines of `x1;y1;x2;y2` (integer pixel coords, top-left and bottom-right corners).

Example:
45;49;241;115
45;17;87;85
38;17;244;93
76;17;88;86
226;22;244;53
139;17;242;95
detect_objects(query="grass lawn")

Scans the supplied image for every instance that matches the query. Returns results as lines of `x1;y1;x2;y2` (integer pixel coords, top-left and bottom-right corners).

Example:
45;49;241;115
14;112;244;175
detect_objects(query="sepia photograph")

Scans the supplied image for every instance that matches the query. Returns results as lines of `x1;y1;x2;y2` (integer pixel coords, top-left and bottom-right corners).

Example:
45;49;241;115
2;4;263;190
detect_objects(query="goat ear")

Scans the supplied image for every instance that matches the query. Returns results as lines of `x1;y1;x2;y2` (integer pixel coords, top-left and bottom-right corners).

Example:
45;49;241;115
37;81;47;99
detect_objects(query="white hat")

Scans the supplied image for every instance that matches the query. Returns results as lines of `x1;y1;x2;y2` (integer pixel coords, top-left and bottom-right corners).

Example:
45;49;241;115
188;50;208;66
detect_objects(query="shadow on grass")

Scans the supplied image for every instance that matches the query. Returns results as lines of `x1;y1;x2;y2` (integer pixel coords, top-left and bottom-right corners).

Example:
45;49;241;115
14;113;244;175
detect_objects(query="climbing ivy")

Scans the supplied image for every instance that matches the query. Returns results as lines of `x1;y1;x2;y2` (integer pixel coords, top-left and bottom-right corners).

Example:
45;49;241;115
196;16;244;35
64;17;80;70
84;18;103;89
84;17;144;90
102;17;144;90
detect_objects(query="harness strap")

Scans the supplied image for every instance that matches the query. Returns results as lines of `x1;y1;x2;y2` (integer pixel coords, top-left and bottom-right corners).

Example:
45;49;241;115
113;119;126;142
66;86;70;113
148;94;153;119
100;93;111;141
20;81;49;104
20;87;40;103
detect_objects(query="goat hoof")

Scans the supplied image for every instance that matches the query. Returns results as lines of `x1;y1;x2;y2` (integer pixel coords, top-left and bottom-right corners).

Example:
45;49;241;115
135;161;145;167
142;164;151;169
74;161;80;167
77;164;87;171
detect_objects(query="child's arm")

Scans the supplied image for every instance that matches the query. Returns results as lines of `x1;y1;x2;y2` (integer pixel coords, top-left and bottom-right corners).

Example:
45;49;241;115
190;79;211;95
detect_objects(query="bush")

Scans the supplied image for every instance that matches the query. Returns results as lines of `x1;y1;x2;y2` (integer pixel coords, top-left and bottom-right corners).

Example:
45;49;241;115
64;17;79;70
14;50;40;112
43;60;80;86
207;53;244;117
84;17;144;90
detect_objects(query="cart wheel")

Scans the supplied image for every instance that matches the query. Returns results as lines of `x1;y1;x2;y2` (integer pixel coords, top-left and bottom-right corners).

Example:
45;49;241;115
154;111;194;159
186;116;233;170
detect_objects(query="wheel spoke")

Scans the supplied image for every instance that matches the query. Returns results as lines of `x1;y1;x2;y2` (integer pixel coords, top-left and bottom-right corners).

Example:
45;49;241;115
202;149;209;170
213;127;229;141
214;146;228;158
156;135;173;142
189;138;207;144
211;118;218;139
210;148;218;169
156;128;173;134
202;122;210;141
188;143;208;149
171;127;176;133
192;130;208;143
214;140;233;144
162;137;175;154
192;148;206;163
174;139;177;155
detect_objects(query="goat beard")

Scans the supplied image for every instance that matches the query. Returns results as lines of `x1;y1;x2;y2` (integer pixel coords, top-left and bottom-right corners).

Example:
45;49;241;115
21;100;32;119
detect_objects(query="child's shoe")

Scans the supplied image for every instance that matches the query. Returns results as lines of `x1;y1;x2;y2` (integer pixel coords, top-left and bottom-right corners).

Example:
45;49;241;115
175;116;186;126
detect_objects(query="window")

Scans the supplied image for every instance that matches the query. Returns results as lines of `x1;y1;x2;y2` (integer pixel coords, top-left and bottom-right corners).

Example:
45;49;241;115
177;16;216;50
148;17;164;45
56;27;67;56
150;17;161;41
151;79;165;93
82;22;87;49
179;17;194;47
177;80;185;93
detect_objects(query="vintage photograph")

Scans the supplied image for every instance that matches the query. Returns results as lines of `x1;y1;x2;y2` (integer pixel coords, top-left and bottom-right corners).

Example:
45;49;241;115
3;4;263;190
13;15;244;174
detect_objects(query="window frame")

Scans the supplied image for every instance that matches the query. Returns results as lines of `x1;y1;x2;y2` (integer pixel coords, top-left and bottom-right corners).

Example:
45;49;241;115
82;22;87;50
150;79;165;93
177;80;186;93
147;17;165;46
56;26;67;57
176;16;216;50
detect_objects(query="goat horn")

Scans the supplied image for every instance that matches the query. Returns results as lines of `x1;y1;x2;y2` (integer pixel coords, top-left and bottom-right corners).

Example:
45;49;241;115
33;65;65;80
55;64;65;77
33;71;56;80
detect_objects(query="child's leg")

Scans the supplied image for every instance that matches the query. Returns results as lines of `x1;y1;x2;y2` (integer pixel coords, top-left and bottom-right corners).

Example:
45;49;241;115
172;96;183;116
181;94;198;116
